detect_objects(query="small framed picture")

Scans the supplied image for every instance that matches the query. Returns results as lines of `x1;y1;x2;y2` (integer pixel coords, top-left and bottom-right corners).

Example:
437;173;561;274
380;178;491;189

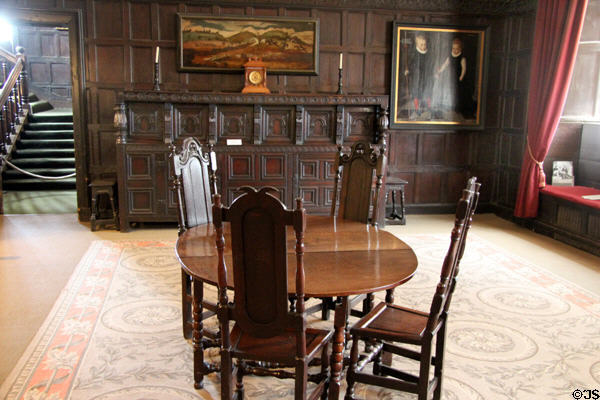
552;161;575;186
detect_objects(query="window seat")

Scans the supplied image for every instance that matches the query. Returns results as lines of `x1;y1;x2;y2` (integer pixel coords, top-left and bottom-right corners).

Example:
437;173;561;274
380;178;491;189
535;185;600;256
540;185;600;209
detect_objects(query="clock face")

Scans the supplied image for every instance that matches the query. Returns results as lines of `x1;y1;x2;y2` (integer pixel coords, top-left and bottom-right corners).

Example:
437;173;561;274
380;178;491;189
248;70;263;85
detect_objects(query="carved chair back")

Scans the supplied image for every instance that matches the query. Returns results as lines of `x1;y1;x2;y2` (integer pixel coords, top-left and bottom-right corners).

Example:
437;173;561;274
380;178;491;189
427;177;480;332
170;137;219;346
331;140;387;225
170;137;217;235
213;186;307;339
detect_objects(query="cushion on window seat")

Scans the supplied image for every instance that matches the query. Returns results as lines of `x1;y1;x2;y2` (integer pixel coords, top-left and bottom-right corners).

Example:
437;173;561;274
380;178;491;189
540;185;600;209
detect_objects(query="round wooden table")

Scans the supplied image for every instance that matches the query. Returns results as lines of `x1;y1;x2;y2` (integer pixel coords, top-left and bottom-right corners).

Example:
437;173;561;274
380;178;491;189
176;215;418;399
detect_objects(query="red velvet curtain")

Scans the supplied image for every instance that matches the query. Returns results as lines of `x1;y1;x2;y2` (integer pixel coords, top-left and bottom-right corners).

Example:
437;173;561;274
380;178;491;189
514;0;588;218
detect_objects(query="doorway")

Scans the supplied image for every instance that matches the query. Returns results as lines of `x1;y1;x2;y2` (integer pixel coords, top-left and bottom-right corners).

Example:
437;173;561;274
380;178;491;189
3;24;76;213
1;9;88;217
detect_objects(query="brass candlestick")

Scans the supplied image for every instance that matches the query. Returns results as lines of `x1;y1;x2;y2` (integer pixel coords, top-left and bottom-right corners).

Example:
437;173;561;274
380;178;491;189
337;67;343;95
153;62;160;91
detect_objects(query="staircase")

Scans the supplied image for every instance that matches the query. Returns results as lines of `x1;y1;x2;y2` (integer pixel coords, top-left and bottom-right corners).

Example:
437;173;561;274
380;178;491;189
2;109;76;190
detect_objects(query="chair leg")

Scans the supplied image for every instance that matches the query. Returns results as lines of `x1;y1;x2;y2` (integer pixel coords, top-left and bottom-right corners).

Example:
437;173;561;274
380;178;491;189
433;322;447;400
385;288;395;303
344;336;360;400
321;344;330;400
235;359;245;398
372;344;383;376
295;358;308;400
362;293;374;315
321;297;332;320
417;338;433;400
221;349;233;399
192;279;205;389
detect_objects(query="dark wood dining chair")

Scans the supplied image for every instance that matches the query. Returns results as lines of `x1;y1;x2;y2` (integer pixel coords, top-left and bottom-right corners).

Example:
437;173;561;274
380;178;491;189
323;140;388;320
170;137;219;387
344;177;481;400
330;140;387;226
213;187;333;400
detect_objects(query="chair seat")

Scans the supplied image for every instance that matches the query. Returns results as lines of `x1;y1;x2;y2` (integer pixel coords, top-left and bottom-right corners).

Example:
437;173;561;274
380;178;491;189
351;302;429;344
230;324;333;364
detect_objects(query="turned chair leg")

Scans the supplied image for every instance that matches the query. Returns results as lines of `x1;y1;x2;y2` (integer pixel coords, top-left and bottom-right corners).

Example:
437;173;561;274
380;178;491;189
345;336;360;400
235;359;244;398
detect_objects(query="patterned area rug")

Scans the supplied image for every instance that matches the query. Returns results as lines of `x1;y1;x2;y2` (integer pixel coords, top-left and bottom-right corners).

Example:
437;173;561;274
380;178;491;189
1;235;599;399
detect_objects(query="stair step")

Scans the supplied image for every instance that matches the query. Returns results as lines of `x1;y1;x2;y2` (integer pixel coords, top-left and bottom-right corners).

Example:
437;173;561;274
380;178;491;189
26;122;74;131
3;168;76;178
28;113;73;123
8;157;75;168
2;178;76;190
17;139;74;149
29;100;54;114
4;105;76;192
12;148;75;157
22;130;74;140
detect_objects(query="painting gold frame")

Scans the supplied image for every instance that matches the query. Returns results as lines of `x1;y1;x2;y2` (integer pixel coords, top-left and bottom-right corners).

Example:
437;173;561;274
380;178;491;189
177;14;319;75
390;22;488;129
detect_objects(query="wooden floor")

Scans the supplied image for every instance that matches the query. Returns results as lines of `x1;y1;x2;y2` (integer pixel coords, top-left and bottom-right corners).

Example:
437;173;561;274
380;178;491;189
1;212;599;386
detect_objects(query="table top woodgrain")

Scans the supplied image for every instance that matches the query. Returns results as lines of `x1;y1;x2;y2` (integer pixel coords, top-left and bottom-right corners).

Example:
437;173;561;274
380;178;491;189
176;215;418;298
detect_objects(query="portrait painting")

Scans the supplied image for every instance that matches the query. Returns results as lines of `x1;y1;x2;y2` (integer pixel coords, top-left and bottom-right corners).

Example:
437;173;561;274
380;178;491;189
177;14;319;74
390;23;488;129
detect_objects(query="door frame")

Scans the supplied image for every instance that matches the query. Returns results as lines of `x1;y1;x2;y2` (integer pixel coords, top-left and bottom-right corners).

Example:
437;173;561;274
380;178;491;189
5;8;89;219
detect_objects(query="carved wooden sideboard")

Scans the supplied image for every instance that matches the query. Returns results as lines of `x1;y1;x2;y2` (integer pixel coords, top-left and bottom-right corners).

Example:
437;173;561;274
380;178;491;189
114;91;389;231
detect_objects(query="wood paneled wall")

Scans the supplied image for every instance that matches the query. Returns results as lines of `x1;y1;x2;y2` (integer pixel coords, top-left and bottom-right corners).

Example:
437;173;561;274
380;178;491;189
4;0;535;218
17;26;73;108
482;13;535;218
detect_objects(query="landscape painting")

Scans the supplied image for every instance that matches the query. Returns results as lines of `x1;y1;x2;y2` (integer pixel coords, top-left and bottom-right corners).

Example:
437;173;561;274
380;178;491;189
177;14;319;74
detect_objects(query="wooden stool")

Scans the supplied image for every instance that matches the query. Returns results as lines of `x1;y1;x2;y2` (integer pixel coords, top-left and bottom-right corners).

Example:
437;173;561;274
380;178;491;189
90;179;119;231
385;179;407;225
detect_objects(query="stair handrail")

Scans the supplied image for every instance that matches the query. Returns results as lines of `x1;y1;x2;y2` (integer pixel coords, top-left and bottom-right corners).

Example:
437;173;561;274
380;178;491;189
0;57;23;107
0;47;17;64
1;46;28;159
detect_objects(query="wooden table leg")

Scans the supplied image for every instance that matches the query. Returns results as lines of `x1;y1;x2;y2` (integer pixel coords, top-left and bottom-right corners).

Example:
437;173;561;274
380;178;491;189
192;278;206;389
329;296;349;399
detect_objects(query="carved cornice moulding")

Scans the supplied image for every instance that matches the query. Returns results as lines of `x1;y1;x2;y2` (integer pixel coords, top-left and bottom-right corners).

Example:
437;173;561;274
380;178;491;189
119;91;389;107
183;0;536;15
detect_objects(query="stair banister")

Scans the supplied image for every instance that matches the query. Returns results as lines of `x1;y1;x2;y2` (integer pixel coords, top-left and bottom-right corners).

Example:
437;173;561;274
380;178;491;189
0;47;27;158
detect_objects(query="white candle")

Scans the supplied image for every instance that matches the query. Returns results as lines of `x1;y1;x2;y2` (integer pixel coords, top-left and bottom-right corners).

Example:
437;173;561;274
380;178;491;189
210;151;217;171
155;47;160;63
339;53;343;69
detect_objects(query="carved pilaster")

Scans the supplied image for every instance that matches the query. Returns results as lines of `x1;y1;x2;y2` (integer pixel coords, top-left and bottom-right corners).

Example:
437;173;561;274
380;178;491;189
253;104;263;145
377;107;390;149
113;103;128;144
163;103;173;144
335;105;344;145
295;105;304;145
208;104;218;144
